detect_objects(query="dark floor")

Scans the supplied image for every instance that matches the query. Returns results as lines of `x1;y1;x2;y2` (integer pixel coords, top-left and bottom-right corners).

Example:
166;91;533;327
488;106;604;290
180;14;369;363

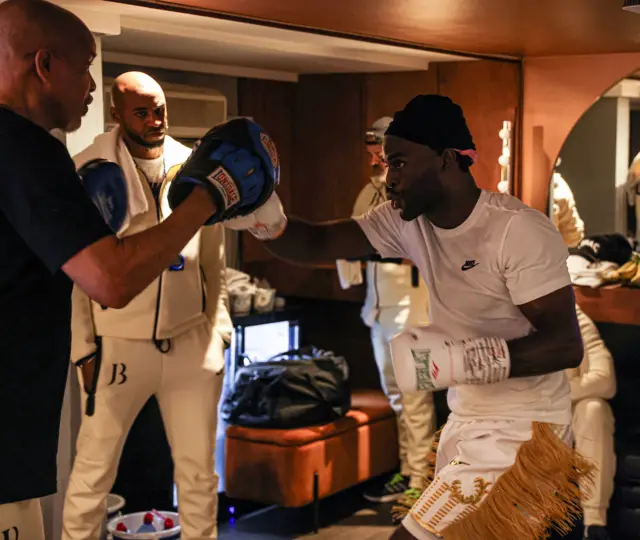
219;479;396;540
217;477;587;540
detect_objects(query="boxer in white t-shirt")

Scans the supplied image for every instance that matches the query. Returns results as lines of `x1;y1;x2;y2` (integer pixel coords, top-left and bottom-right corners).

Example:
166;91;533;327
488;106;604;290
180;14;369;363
263;94;593;539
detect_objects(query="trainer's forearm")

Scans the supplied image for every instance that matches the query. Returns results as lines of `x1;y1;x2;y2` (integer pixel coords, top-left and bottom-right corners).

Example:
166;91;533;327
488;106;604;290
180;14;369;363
111;189;215;305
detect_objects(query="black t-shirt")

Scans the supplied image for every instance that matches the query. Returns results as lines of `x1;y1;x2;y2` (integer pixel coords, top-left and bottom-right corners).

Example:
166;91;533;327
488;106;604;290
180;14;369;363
0;108;112;504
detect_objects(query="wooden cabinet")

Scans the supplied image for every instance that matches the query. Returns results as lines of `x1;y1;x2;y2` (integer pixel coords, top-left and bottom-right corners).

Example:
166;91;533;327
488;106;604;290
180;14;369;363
574;285;640;326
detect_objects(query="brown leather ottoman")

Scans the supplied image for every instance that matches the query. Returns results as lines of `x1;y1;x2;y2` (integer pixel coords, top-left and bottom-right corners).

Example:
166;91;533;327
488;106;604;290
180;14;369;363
225;389;398;527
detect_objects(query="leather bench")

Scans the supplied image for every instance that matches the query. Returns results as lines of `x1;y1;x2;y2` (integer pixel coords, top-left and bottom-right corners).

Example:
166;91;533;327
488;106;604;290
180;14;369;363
225;389;398;530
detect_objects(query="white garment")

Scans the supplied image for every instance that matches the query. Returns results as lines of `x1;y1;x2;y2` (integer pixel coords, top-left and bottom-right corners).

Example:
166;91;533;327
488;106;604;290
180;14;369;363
567;305;617;527
371;307;436;489
73;126;189;233
337;180;434;488
355;189;573;425
402;420;572;539
551;172;585;248
567;255;618;288
0;499;44;540
134;155;165;185
72;134;232;373
62;324;223;540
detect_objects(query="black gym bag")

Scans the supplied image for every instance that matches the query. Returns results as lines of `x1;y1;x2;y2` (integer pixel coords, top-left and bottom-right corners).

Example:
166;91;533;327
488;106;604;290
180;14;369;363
221;346;351;429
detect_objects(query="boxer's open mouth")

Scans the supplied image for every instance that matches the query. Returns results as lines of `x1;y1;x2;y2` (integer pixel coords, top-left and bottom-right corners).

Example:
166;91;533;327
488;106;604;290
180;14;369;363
387;191;402;209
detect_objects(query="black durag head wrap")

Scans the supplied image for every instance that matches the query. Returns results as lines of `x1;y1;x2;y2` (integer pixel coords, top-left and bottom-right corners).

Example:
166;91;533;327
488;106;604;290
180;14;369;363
385;94;478;165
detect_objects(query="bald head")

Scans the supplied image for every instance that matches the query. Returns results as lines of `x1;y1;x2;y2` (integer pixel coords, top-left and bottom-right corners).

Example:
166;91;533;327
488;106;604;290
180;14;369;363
0;0;93;65
110;72;168;158
111;72;165;112
0;0;96;132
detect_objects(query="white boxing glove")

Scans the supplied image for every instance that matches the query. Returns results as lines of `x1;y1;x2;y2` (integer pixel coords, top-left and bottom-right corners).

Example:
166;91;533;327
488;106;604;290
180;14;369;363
223;191;287;240
390;325;510;393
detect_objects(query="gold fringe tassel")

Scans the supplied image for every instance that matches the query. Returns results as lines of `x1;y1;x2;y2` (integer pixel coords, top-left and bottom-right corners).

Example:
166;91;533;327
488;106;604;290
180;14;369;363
391;426;444;524
441;422;596;540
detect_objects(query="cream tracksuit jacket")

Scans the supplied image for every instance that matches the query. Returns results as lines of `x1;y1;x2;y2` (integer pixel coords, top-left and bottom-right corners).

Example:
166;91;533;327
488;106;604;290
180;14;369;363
71;128;233;372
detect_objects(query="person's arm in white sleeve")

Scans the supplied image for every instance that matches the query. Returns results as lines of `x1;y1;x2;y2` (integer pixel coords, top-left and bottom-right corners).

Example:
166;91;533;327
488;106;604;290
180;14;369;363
502;209;584;377
570;305;616;401
264;201;407;266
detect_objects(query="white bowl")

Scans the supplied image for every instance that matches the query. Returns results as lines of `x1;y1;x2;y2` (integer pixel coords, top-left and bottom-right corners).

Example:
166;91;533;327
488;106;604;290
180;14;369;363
107;493;126;519
107;511;180;539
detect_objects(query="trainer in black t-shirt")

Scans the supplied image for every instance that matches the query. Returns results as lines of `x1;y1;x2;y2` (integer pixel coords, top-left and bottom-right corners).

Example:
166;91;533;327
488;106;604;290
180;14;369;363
0;107;112;504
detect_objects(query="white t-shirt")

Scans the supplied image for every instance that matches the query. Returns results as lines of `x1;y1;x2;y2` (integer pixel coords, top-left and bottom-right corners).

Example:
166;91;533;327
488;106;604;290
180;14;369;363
354;189;573;425
133;155;165;184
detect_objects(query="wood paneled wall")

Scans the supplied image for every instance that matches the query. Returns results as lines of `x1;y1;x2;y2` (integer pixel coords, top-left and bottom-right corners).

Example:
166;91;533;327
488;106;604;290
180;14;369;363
240;60;521;300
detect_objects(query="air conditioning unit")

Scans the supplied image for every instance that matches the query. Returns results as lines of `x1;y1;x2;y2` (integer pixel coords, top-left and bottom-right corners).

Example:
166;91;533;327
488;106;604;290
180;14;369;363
103;78;228;145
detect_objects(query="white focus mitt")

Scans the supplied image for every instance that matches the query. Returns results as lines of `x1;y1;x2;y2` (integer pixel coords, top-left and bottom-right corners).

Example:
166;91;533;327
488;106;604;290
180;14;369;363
223;191;287;240
390;325;510;393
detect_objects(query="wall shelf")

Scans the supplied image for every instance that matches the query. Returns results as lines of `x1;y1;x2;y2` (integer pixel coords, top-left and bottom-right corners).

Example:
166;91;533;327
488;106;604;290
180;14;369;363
574;285;640;326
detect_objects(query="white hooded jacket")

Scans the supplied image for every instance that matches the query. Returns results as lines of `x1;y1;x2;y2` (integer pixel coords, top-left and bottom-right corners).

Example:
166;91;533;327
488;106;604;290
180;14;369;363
71;127;233;372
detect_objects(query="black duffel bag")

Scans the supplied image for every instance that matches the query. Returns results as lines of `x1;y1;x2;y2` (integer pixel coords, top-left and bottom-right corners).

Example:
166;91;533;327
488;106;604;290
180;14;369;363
221;346;351;429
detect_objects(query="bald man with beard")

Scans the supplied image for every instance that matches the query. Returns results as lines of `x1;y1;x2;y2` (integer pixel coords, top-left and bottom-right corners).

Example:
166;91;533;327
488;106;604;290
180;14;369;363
0;2;218;537
62;71;232;540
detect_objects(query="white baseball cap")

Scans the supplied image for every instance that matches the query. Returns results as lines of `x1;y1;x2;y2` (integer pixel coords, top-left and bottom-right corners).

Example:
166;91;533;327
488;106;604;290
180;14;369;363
365;116;393;145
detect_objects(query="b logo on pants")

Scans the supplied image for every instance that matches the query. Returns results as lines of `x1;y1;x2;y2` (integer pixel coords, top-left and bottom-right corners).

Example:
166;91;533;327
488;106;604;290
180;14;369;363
108;363;127;386
1;527;19;540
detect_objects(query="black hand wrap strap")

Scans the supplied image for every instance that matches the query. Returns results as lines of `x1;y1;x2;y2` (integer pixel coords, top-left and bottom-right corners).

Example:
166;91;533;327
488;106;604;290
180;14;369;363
84;336;103;417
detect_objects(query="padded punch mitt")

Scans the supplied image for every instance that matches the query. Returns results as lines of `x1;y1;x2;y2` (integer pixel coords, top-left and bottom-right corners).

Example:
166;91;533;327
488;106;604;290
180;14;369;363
168;117;280;224
78;158;128;233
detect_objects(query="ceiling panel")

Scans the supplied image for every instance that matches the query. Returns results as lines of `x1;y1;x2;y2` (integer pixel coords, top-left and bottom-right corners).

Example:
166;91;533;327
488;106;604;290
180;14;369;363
109;0;640;58
103;28;455;74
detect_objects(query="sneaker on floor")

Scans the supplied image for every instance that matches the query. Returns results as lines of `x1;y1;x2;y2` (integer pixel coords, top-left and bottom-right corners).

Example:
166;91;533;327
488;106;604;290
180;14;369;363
363;473;410;503
584;526;611;540
391;487;423;524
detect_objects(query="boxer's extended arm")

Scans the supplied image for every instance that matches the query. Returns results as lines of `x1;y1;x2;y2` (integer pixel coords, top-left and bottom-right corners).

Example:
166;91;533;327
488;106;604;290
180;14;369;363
508;285;583;377
63;188;215;309
264;216;376;267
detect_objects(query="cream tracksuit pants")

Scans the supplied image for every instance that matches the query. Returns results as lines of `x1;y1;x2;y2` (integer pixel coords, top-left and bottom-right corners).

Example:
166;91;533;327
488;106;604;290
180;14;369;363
62;323;223;540
573;398;616;526
0;499;45;540
370;307;436;490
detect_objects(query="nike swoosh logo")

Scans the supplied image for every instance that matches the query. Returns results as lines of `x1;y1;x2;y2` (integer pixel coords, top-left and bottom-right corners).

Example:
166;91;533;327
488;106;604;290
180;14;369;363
461;261;479;271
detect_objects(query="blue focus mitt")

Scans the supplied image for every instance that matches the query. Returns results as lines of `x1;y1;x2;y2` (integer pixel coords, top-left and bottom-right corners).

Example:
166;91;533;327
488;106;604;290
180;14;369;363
167;117;280;225
78;158;128;233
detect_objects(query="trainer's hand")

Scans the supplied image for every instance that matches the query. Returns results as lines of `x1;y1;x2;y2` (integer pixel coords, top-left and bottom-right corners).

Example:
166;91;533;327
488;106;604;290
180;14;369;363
224;191;287;240
390;326;510;393
78;159;128;233
186;184;218;222
168;118;279;225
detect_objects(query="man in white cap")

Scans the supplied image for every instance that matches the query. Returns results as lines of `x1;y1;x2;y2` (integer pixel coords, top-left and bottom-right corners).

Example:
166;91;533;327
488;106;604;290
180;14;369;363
336;117;436;510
